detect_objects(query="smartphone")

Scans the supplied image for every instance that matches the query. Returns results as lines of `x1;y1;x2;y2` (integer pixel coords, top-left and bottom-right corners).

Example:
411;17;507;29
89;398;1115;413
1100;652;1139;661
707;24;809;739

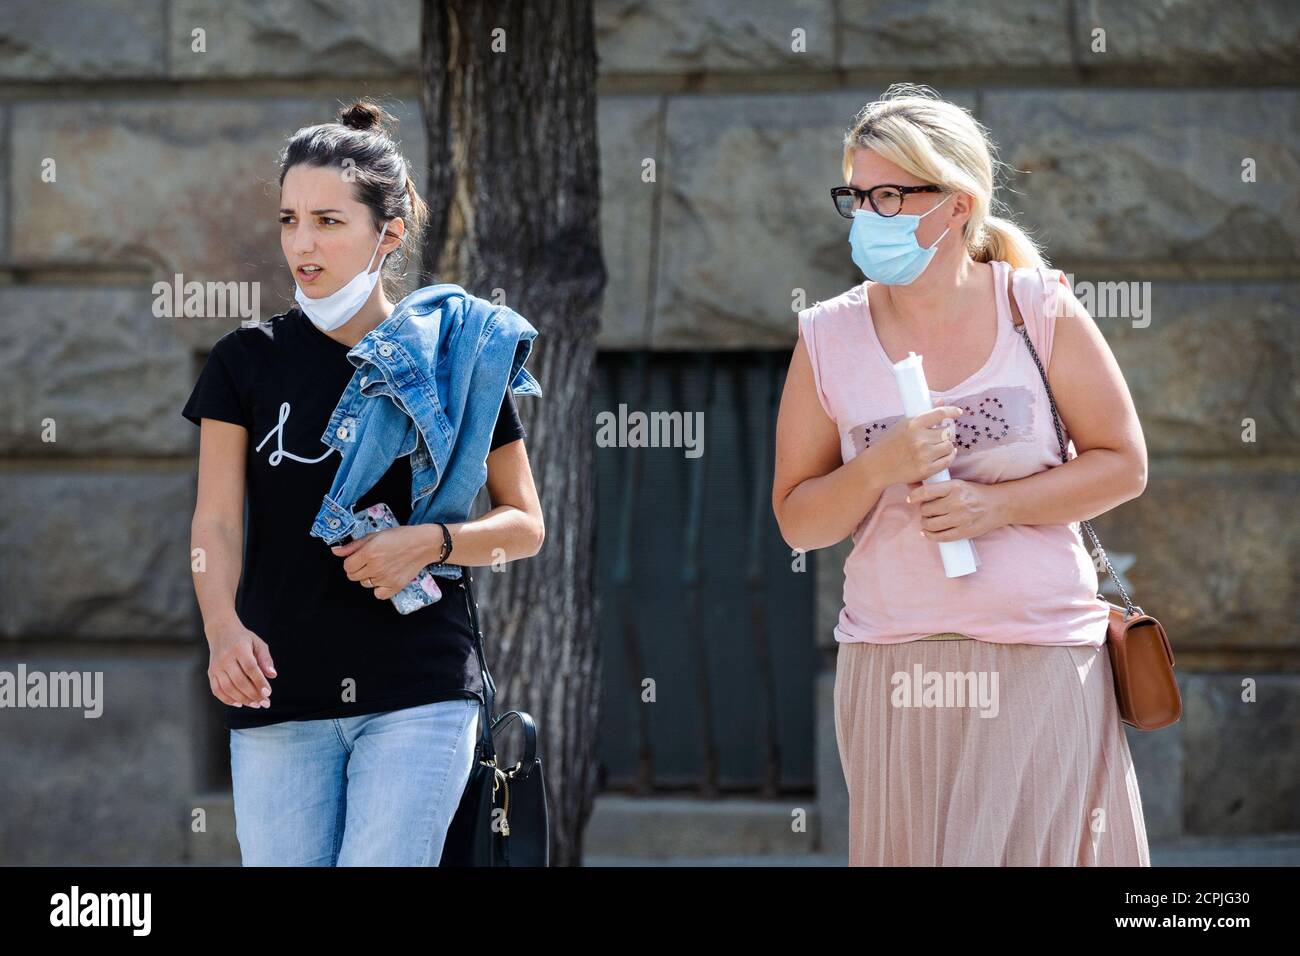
346;502;444;614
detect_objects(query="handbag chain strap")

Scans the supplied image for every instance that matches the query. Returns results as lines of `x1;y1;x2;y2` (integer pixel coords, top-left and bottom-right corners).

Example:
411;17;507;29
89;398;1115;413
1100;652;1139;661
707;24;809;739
1006;267;1142;618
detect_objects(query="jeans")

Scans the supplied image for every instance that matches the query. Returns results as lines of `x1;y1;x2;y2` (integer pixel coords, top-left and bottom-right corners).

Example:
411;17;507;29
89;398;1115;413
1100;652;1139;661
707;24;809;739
229;697;479;866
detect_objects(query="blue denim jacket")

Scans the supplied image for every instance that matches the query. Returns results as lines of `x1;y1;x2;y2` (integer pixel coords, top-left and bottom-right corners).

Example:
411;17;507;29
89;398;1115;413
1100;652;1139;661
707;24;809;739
307;283;541;578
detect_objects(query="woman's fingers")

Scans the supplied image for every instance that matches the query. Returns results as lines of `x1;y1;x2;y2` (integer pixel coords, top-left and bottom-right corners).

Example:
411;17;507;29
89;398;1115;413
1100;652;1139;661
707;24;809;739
915;405;965;428
920;445;958;479
347;560;376;584
918;492;946;516
235;650;271;704
222;658;263;706
896;406;964;484
919;412;961;447
253;638;277;679
212;671;241;707
927;440;954;464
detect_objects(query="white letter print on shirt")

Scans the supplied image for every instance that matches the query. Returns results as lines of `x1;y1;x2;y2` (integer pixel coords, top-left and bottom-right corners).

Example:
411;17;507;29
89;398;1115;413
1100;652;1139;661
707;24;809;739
255;401;337;466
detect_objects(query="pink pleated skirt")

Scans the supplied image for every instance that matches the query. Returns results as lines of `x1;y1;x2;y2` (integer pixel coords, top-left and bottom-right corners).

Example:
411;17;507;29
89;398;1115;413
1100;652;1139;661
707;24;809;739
833;636;1150;866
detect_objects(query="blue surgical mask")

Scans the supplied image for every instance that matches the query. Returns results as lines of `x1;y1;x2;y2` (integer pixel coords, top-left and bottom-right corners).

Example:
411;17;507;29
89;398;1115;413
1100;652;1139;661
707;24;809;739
848;194;952;285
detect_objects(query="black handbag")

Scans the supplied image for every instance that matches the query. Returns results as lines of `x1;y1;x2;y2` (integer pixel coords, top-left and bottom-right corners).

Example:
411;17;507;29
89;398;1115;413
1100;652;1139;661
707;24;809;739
439;565;550;865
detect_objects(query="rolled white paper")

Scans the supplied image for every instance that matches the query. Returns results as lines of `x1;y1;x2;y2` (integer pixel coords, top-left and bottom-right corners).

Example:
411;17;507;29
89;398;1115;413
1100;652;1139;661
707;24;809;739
890;350;979;578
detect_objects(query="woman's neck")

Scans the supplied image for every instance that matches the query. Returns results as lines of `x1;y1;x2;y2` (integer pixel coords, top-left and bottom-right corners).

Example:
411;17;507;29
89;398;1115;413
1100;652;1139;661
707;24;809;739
322;285;394;349
880;254;984;333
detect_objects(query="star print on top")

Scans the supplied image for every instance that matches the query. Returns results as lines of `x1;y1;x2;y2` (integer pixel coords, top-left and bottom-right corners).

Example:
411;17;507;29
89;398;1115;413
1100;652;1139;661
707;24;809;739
796;258;1110;648
847;384;1037;458
181;306;526;730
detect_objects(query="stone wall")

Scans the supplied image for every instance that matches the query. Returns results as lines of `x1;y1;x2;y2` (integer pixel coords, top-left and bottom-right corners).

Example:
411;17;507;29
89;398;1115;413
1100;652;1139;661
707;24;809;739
0;0;1296;862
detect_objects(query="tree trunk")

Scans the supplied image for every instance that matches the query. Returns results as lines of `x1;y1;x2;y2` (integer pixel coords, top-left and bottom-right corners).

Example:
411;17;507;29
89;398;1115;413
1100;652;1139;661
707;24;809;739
420;0;604;866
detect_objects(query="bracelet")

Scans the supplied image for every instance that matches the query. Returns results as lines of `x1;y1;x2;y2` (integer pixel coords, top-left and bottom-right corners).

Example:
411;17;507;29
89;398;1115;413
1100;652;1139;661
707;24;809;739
435;522;453;564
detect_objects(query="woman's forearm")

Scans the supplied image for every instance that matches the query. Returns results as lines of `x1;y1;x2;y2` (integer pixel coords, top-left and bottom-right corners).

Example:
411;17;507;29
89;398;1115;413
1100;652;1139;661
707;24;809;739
992;447;1146;527
190;519;244;636
417;505;544;567
776;442;894;551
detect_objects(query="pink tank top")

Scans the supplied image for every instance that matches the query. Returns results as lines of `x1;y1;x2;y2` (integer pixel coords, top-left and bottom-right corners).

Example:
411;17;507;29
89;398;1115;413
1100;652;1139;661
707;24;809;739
797;258;1110;647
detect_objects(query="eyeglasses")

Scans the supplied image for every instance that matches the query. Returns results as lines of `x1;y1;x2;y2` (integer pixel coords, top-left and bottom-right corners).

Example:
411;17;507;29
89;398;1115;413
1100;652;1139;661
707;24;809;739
830;183;945;219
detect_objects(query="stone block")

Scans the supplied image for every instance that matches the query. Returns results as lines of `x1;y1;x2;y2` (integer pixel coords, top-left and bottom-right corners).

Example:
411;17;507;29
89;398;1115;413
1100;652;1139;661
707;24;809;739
0;286;197;457
983;90;1300;265
595;0;834;74
0;651;198;865
0;471;197;640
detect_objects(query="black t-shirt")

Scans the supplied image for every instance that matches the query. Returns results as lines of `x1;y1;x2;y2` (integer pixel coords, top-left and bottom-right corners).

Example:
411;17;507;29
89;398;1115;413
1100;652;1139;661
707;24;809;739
181;307;526;729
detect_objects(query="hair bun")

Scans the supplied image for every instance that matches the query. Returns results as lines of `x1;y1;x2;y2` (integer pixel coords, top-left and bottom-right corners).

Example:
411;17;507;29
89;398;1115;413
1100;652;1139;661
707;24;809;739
338;99;397;135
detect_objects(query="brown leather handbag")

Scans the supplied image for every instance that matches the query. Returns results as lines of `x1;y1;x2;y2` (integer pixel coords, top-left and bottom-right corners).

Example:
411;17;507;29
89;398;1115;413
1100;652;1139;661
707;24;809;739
1006;267;1182;731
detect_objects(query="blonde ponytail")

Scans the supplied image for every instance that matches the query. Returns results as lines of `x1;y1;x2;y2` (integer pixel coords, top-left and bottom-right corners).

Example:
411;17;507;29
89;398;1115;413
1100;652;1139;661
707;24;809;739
969;215;1048;271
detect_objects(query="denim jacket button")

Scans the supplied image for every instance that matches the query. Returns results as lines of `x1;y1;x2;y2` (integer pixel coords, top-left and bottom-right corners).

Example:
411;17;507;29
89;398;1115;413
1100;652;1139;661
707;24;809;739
328;518;340;528
378;343;393;357
360;375;368;387
336;426;349;440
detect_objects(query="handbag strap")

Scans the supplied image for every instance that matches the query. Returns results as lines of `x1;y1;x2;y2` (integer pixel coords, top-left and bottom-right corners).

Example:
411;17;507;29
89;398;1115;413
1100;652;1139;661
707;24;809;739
1003;266;1142;618
460;565;499;761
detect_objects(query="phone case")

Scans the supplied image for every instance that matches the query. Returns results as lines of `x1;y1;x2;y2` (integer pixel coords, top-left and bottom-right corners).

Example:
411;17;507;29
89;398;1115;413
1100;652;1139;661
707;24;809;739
346;502;444;614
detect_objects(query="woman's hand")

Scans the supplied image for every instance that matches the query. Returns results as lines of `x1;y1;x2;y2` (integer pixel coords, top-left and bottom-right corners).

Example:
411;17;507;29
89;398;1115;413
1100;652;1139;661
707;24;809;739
905;478;1008;541
206;619;275;708
876;402;966;486
331;526;432;601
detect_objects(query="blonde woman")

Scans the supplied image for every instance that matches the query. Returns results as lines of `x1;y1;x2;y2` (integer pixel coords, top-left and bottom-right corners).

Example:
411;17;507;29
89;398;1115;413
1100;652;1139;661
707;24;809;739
773;84;1150;866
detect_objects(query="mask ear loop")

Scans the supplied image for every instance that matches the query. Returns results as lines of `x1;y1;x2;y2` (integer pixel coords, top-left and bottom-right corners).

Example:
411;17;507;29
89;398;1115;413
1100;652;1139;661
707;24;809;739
920;195;952;249
918;193;952;220
365;219;392;274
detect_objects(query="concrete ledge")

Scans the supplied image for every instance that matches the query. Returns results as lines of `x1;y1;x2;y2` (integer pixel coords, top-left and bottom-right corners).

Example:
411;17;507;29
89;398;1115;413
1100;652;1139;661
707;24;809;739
583;794;820;859
1149;832;1300;867
193;786;1300;867
583;834;1300;867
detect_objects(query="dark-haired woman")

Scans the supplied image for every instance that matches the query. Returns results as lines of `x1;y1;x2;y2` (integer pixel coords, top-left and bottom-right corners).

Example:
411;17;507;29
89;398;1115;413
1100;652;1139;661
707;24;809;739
182;100;545;866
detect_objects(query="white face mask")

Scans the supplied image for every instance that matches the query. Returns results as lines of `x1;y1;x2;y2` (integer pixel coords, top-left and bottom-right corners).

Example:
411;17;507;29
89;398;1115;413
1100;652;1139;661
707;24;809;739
294;219;391;333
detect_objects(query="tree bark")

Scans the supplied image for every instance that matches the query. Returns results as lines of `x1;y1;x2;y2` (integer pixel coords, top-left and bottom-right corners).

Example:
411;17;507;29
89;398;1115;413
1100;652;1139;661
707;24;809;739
420;0;604;866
